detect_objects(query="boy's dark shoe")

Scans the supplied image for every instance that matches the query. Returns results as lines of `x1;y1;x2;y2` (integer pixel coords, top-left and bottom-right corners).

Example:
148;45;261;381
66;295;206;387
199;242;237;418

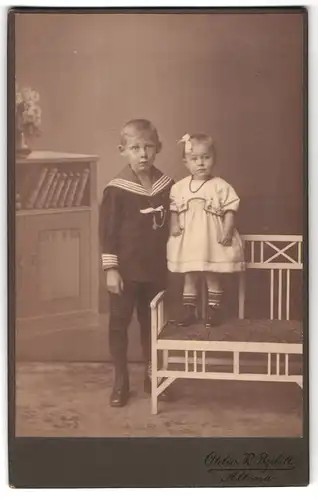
205;306;222;327
110;368;130;407
177;304;196;327
144;364;152;394
158;386;175;402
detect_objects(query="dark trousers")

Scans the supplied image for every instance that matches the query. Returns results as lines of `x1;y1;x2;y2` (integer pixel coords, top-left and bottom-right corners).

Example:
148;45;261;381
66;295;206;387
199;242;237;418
109;281;161;370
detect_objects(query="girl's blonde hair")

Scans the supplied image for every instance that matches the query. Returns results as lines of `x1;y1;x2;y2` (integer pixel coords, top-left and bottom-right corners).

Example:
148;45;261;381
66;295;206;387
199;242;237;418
179;133;215;158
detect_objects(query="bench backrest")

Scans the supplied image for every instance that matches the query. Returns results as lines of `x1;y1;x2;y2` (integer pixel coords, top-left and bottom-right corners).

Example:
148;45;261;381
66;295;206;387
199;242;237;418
198;235;303;321
238;235;303;320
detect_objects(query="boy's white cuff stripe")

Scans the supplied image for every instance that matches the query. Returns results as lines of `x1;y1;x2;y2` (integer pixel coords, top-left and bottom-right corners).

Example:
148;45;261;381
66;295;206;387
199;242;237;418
102;254;119;268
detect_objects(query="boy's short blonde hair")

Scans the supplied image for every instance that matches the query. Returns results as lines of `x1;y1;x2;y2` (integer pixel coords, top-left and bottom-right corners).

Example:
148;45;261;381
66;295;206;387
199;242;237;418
120;119;161;148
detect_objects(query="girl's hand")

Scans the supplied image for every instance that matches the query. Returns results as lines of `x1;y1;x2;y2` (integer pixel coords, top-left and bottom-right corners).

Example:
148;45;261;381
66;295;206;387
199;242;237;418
219;232;233;246
104;268;124;294
171;225;183;237
170;211;182;237
220;211;235;246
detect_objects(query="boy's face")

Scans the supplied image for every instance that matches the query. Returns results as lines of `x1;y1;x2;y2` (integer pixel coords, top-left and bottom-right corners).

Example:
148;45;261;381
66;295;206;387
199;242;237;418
119;128;161;174
184;142;214;180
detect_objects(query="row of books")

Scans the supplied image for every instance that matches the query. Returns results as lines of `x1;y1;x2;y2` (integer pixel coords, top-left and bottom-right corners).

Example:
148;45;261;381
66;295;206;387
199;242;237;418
19;167;90;210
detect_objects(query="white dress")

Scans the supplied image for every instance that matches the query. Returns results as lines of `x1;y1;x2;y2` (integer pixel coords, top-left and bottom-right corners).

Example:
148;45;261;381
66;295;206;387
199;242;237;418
167;176;245;273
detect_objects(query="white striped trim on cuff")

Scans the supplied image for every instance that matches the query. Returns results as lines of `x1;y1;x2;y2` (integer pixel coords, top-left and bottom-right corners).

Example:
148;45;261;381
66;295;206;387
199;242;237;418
102;253;119;270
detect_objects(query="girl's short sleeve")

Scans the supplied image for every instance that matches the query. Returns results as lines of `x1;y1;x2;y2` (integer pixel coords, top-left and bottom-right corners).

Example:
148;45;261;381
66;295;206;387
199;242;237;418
169;183;178;212
218;180;240;212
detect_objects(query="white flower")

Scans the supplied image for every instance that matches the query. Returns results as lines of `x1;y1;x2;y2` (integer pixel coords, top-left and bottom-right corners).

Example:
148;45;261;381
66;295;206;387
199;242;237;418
31;90;40;102
16;91;23;105
15;84;42;135
21;87;33;102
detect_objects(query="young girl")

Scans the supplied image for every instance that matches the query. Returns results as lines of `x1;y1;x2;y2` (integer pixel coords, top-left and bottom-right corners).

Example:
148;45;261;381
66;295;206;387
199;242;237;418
167;133;245;327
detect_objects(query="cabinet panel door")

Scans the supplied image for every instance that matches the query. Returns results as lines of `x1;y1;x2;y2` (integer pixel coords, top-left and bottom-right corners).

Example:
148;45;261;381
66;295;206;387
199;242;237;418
16;216;39;317
31;211;92;316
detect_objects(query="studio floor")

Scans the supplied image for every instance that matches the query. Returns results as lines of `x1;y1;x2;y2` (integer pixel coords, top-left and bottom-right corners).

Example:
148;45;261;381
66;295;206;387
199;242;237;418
15;361;303;438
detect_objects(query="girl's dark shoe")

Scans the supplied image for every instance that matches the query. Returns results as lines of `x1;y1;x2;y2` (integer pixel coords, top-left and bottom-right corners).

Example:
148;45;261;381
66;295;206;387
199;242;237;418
110;369;130;407
205;307;222;327
177;304;196;327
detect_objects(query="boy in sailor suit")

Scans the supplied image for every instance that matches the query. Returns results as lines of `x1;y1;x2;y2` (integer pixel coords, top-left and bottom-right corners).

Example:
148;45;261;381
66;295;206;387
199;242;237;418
99;119;174;407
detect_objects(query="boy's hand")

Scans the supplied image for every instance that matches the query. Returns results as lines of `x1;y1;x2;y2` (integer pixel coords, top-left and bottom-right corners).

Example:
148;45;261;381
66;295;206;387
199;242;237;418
171;225;183;237
105;268;124;294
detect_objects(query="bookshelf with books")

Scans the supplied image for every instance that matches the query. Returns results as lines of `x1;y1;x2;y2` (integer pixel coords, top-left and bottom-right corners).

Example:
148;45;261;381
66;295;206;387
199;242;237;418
15;151;99;337
16;152;93;212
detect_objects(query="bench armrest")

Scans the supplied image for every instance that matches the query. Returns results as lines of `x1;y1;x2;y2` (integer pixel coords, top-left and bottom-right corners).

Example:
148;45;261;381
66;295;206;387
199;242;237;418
150;290;166;309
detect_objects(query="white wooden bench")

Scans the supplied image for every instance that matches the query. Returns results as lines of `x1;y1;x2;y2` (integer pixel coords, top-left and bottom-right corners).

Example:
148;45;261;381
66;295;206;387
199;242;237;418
150;235;303;414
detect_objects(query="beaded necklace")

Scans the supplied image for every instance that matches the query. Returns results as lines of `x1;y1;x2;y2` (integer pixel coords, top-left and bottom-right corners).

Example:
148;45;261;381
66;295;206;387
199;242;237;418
188;176;210;194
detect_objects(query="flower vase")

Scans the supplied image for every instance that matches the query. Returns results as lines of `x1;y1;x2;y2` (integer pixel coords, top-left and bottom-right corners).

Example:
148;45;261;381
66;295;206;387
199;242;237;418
16;131;31;158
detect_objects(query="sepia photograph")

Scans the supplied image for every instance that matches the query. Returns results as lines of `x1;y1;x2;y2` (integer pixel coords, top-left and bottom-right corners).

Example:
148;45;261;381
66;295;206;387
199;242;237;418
8;8;308;487
11;8;306;440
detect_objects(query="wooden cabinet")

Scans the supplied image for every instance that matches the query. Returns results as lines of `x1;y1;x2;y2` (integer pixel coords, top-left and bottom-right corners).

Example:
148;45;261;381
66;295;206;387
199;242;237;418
15;151;99;335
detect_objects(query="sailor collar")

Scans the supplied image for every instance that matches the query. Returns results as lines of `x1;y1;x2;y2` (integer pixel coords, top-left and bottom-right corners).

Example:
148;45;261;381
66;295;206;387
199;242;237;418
107;165;172;197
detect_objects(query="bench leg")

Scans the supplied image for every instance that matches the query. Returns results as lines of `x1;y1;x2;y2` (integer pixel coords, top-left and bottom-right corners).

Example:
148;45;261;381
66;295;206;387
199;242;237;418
151;386;158;415
238;272;246;319
151;356;158;415
151;306;158;414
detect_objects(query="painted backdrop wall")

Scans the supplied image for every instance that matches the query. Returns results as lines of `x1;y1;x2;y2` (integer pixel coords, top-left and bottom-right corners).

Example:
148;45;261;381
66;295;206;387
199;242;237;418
15;12;304;226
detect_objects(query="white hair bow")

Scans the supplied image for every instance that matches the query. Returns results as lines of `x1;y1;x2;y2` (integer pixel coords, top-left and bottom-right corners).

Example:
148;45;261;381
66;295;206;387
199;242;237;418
178;133;192;153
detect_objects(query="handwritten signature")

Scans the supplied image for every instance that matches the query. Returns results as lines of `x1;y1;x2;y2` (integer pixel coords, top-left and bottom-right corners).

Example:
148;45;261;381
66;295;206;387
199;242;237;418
204;452;296;484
